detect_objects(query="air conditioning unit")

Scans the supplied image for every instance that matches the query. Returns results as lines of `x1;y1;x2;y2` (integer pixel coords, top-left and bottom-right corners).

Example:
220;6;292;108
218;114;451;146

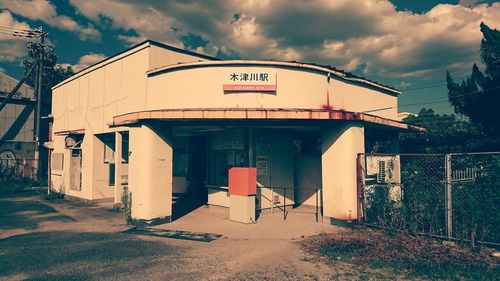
377;157;400;184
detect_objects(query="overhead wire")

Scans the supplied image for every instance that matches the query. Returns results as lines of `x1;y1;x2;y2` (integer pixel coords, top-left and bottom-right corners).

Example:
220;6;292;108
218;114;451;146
362;84;500;114
0;25;41;38
0;24;37;33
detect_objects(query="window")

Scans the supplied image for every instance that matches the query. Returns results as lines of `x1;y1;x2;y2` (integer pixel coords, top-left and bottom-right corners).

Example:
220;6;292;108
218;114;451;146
377;161;386;183
109;163;115;186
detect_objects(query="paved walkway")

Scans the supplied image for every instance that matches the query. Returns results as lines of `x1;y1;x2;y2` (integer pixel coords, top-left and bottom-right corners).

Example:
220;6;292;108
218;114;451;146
162;204;340;240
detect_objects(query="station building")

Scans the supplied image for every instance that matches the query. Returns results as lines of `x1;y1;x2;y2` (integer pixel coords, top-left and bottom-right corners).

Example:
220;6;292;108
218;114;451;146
49;40;420;225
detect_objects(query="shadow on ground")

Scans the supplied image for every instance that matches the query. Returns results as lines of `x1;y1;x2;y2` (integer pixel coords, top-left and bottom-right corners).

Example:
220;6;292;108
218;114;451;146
0;231;185;281
172;194;206;221
0;198;75;231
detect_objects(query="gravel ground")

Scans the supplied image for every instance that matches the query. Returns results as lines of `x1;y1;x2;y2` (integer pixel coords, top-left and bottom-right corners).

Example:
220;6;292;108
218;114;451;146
0;193;336;281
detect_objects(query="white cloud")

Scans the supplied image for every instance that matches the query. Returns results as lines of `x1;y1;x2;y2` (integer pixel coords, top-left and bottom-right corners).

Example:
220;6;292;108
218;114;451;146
0;11;32;62
459;0;487;8
60;53;107;72
68;0;500;78
396;81;412;89
0;0;101;41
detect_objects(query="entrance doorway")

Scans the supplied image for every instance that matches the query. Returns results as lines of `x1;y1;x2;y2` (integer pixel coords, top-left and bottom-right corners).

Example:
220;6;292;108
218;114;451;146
188;136;208;201
172;135;208;220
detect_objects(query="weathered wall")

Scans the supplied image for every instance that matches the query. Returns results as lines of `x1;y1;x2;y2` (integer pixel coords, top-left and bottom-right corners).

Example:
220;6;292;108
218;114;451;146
321;122;365;221
51;42;210;200
128;124;173;221
146;66;397;119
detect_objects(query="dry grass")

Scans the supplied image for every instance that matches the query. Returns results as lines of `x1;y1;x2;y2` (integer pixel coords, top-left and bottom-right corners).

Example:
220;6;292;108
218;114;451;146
301;228;499;280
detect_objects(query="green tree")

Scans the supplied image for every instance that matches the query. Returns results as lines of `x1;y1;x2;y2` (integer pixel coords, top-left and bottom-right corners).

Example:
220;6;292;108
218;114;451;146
400;108;499;153
446;23;500;134
22;40;74;97
21;39;74;179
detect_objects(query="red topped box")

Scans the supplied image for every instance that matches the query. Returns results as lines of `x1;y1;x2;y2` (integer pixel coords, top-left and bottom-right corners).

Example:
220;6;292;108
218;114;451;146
229;167;257;196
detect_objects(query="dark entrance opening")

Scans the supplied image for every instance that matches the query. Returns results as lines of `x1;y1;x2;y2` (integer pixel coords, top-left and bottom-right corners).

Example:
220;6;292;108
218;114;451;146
188;136;208;200
172;136;208;220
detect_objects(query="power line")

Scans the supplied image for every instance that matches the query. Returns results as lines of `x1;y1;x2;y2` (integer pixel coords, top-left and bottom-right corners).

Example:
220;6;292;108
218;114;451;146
0;25;41;38
0;25;39;34
362;84;500;114
400;72;472;92
0;30;37;38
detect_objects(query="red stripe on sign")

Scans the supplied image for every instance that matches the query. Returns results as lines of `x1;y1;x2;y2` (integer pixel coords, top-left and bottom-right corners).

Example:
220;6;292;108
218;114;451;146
223;84;276;92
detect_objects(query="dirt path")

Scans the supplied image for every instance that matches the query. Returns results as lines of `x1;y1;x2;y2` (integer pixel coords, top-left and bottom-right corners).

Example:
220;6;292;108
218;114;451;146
0;193;340;280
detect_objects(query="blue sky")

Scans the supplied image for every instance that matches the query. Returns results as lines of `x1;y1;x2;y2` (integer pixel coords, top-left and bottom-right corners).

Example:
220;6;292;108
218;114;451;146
0;0;499;114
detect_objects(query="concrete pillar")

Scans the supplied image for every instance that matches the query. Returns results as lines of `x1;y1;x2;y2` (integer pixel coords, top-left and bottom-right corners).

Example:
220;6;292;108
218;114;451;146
128;124;173;225
114;131;122;208
321;122;364;222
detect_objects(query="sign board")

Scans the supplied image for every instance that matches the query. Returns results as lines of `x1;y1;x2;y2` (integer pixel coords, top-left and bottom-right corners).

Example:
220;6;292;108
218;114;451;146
210;129;245;150
223;69;276;93
256;155;268;176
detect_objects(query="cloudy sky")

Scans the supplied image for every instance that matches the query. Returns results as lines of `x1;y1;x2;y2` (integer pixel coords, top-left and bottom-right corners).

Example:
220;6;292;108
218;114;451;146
0;0;499;114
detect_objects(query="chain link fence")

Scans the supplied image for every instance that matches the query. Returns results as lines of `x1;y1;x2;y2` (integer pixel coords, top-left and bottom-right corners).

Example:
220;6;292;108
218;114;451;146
357;152;500;246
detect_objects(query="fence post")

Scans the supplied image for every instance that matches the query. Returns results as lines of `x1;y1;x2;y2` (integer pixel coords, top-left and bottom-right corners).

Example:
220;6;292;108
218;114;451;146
315;188;319;223
445;154;453;239
356;153;363;225
283;188;286;220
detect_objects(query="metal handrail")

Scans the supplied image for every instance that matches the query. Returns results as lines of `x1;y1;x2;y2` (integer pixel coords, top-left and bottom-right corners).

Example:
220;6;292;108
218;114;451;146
256;185;322;222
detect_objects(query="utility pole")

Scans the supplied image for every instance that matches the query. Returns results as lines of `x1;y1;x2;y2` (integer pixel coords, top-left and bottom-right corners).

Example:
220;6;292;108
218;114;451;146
34;27;45;181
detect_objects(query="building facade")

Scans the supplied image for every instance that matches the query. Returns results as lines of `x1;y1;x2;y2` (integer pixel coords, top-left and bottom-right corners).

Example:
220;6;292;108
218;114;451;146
49;40;420;225
0;72;36;177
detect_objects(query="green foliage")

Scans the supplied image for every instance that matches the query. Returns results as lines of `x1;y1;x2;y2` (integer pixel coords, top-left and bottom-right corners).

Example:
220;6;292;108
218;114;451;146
446;23;500;135
22;40;74;99
400;108;500;153
363;154;500;244
23;41;74;86
450;155;500;244
0;168;38;194
121;185;132;224
44;188;65;200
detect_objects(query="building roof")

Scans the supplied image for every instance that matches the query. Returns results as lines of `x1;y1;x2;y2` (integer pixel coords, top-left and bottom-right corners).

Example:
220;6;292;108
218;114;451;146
0;71;35;100
52;39;220;90
53;39;399;95
109;108;423;131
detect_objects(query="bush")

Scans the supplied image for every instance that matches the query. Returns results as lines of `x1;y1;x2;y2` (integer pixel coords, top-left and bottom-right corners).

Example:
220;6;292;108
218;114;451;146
0;168;38;194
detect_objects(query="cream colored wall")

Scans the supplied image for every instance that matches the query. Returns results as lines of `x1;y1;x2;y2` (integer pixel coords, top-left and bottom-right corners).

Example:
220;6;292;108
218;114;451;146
294;155;322;206
50;135;65;193
50;134;93;200
208;187;230;207
51;44;210;201
146;66;397;119
91;135;115;199
128;124;173;221
321;122;364;221
255;129;295;209
330;80;397;119
52;48;150;135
